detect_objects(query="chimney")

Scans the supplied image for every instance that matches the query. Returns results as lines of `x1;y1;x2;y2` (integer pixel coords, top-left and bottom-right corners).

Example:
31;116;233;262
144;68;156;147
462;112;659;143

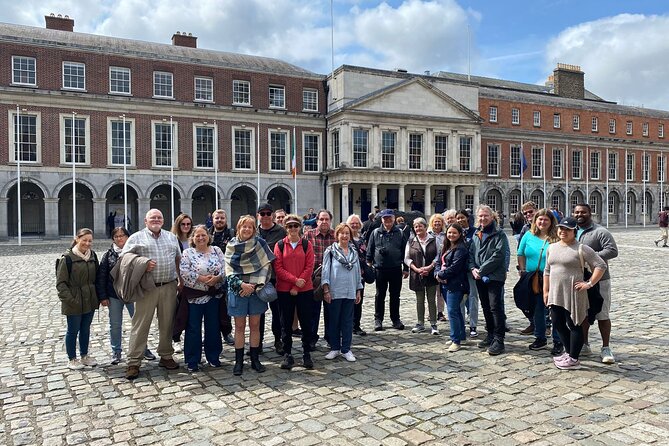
45;13;74;32
171;32;197;48
553;63;584;99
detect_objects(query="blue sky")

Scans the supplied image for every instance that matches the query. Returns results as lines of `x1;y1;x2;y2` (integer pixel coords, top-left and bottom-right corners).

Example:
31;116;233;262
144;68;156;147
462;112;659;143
1;0;668;109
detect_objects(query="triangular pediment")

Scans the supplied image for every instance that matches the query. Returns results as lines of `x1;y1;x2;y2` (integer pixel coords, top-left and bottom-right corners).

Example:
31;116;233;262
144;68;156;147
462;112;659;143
345;78;480;121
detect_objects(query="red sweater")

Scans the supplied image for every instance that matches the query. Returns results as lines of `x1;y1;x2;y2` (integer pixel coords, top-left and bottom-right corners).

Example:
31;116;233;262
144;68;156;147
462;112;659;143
273;236;315;292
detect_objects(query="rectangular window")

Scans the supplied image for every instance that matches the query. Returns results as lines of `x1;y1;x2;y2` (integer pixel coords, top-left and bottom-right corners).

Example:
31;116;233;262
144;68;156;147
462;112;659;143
195;126;214;169
194;77;213;102
332;130;339;168
233;129;252;170
531;146;543;178
486;193;498;211
626;153;634;181
303;134;320;172
590;196;599;215
658;155;666;183
489;106;497;123
111;120;132;166
643;153;650;181
510;145;521;177
643;122;649;136
153;71;173;98
269;85;285;108
63;62;85;90
571;194;580;211
11;113;38;163
353;129;368;168
552;195;561;210
660;123;665;138
459;136;472;171
233;80;250;105
154;122;175;167
464;195;474;210
627;194;633;215
626;121;633;135
12;56;36;86
552;148;563;178
591;117;598;132
572;114;580;130
269;131;287;171
608;152;618;180
487;144;499;176
608;194;615;215
109;67;131;94
590;151;600;180
572;150;582;179
553;113;561;129
409;133;422;170
509;194;519;214
302;89;318;111
434;135;448;171
511;108;520;125
609;119;616;134
533;111;541;127
381;131;396;169
63;116;87;164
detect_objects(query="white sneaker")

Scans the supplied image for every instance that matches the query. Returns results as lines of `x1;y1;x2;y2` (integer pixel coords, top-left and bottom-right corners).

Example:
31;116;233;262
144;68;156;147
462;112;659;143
601;346;616;364
430;325;439;335
68;359;85;370
324;350;340;360
173;342;183;353
581;343;592;355
448;342;461;353
80;355;98;367
411;324;425;333
342;351;356;362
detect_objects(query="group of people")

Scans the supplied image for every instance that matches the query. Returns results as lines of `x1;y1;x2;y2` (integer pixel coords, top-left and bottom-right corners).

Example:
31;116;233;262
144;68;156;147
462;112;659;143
55;199;618;377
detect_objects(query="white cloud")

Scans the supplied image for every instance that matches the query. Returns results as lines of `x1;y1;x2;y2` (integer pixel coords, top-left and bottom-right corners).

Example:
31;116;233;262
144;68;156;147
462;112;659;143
545;13;669;109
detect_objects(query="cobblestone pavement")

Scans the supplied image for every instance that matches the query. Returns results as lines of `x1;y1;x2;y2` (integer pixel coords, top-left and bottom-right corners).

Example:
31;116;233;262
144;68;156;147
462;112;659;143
1;228;668;446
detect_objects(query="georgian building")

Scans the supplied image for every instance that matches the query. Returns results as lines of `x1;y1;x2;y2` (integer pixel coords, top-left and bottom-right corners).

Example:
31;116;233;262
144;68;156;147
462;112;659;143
0;15;326;238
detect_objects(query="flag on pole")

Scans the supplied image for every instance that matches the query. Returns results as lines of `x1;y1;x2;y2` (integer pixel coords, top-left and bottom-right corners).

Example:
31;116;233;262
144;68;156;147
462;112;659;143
521;149;528;173
291;127;297;178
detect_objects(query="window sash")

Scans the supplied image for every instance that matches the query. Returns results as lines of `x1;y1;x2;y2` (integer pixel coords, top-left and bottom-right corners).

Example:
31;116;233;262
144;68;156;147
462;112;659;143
511;108;519;124
12;56;36;85
269;86;285;108
63;62;85;90
110;67;131;94
382;131;396;169
353;129;368;168
111;121;132;165
591;117;598;132
194;77;213;102
459;137;471;171
572;114;580;130
302;89;318;111
590;152;600;180
270;132;287;171
233;80;250;105
487;144;499;176
643;154;650;181
234;129;252;170
531;147;543;178
154;123;174;167
643;123;649;136
626;154;634;181
489;106;497;122
12;114;38;162
153;72;173;98
609;119;616;133
510;145;521;177
572;151;582;179
332;130;340;168
434;135;448;171
553;114;561;129
533;111;541;127
626;121;633;135
195;127;214;168
64;117;87;164
552;148;563;178
409;134;422;170
608;153;617;180
303;134;319;172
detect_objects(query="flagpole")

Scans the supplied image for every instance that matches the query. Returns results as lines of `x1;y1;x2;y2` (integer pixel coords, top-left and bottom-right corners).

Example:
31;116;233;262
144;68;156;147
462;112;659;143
543;143;547;208
625;148;628;228
170;115;175;224
72;111;77;237
565;144;569;215
585;145;589;202
257;122;261;203
121;114;128;230
293;127;298;213
643;149;647;228
214;120;219;209
605;148;609;228
15;105;22;246
520;142;524;204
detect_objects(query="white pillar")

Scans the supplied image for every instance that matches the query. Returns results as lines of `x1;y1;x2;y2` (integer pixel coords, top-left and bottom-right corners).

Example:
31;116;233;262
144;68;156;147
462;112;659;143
341;183;349;223
137;198;151;224
371;183;378;210
180;198;193;218
424;186;432;216
92;198;106;239
44;198;59;239
448;186;456;210
398;184;406;212
0;197;8;239
474;186;481;209
221;199;232;223
327;183;335;213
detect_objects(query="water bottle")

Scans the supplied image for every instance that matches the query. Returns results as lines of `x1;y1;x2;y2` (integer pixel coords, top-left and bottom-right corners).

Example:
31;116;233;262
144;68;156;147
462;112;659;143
481;276;490;283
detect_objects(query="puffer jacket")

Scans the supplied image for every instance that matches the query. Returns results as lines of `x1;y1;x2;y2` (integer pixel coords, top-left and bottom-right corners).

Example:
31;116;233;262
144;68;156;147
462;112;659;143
56;249;99;316
95;245;120;301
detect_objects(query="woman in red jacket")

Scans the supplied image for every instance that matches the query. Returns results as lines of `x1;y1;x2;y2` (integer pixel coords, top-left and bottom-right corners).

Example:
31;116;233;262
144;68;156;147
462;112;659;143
273;214;315;370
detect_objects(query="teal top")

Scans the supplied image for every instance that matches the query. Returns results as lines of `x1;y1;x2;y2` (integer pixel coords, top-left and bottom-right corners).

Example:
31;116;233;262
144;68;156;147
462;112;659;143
517;232;550;272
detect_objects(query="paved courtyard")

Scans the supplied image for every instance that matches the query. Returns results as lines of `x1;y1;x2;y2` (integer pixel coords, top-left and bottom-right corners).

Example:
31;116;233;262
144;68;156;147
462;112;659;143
0;228;668;445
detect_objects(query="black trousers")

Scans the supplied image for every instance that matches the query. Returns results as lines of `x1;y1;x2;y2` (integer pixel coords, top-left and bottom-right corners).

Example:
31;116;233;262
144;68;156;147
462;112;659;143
354;290;364;329
374;266;402;323
550;305;584;359
278;290;314;355
476;280;506;341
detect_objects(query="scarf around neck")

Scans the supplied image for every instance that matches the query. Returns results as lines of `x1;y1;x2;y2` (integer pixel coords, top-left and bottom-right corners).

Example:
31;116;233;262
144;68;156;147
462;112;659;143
224;236;275;283
330;242;357;270
72;245;91;261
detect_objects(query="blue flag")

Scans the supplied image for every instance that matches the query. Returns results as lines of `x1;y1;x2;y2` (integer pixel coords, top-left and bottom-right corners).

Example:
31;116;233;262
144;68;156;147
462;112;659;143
521;150;528;173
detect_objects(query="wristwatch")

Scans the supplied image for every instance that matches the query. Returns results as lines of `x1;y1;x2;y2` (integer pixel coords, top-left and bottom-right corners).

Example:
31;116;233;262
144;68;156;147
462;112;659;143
586;280;593;288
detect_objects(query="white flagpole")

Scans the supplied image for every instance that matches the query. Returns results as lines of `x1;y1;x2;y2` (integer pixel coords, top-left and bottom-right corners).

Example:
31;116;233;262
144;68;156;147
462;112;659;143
257;123;261;203
543;143;547;208
16;105;22;246
293;127;298;213
520;142;524;205
121;114;128;230
585;145;590;201
72;111;77;237
214;120;219;209
605;148;609;228
565;144;569;215
170;116;175;224
625;149;628;228
643;149;647;228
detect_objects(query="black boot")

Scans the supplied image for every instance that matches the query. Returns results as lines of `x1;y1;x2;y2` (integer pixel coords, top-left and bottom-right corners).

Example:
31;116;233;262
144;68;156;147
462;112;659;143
250;346;266;373
233;348;244;376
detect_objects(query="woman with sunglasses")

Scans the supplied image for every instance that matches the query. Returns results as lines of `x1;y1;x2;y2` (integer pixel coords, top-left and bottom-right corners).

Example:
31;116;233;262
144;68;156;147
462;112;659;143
171;213;194;353
273;215;315;370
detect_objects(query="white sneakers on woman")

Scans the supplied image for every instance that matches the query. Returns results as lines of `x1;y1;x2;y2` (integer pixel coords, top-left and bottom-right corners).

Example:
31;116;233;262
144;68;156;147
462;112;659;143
68;359;85;370
68;355;97;369
80;355;98;366
325;350;357;362
325;350;340;360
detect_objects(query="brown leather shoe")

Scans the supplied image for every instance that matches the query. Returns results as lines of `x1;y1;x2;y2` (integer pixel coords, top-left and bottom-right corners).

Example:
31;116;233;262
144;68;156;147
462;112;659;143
126;365;140;380
158;357;179;370
520;324;534;335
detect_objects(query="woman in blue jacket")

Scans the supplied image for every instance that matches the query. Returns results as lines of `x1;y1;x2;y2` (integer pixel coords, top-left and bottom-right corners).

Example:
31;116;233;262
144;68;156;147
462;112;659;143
435;223;469;352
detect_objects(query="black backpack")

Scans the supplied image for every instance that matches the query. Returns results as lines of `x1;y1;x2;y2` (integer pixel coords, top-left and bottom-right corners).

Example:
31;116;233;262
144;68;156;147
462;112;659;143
56;252;98;278
276;238;308;254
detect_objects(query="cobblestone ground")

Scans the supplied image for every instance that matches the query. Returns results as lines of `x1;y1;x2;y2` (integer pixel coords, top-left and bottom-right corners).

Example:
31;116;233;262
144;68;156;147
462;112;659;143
1;228;668;446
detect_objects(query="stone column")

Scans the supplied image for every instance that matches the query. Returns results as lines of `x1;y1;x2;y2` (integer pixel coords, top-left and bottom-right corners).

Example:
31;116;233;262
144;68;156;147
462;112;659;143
44;198;59;239
92;198;106;239
341;183;349;223
371;183;378;210
180;198;193;218
327;183;335;214
137;198;151;224
0;198;8;240
474;186;481;209
398;184;406;212
424;186;432;216
448;186;456;210
221;199;232;222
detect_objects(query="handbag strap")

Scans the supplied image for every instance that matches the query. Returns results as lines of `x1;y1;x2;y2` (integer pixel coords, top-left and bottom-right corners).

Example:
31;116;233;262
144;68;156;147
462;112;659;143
578;243;584;270
535;239;548;274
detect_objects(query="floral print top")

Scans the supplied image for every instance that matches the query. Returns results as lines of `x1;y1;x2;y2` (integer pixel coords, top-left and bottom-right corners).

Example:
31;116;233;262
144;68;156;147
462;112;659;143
179;246;226;304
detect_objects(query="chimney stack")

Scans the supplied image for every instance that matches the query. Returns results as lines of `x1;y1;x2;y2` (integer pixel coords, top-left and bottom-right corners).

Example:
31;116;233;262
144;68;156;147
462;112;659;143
171;32;197;48
553;63;584;99
45;13;74;32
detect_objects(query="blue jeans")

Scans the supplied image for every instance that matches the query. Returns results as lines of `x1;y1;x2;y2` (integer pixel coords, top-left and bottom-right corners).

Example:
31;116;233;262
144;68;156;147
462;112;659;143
65;310;95;360
445;289;466;344
326;299;354;353
461;274;479;329
184;298;222;368
108;298;135;353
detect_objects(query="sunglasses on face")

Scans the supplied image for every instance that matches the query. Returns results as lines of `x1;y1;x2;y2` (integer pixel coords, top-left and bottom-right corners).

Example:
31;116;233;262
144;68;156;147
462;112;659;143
286;223;300;229
181;222;191;226
523;211;534;216
259;211;272;217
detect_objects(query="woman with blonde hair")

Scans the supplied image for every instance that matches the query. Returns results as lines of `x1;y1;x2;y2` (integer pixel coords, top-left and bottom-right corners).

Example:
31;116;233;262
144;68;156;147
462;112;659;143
428;213;447;322
171;213;193;252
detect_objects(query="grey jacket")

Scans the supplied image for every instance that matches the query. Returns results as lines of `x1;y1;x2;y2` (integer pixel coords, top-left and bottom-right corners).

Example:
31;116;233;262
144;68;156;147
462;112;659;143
468;224;509;282
578;223;618;280
110;253;156;303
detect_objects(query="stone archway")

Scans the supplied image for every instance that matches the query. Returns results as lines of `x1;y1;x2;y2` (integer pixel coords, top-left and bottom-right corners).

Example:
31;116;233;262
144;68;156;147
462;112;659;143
58;182;94;236
589;191;603;223
484;189;503;213
105;184;139;235
230;185;258;225
150;185;181;229
192;185;217;226
569;190;585;213
267;186;292;214
530;189;544;209
7;182;45;236
550;190;566;215
607;191;621;224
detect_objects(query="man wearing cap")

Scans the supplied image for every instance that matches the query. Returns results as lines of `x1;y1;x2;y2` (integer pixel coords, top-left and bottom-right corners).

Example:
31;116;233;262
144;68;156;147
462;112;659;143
257;203;287;355
367;209;409;331
573;203;618;364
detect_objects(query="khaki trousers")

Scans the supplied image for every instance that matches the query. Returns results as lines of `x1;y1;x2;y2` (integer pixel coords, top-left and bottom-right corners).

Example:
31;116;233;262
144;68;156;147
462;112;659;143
127;282;177;367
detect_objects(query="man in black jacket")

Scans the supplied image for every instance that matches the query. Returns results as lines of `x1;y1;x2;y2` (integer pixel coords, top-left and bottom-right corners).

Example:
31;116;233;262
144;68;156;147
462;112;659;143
367;209;409;331
209;209;235;345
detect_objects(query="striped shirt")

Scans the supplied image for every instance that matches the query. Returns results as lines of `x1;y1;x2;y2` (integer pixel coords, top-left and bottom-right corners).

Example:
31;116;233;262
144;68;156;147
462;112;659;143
122;228;180;282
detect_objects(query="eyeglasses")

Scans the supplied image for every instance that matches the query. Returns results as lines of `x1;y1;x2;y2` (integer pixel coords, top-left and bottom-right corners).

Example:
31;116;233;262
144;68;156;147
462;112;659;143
113;234;128;239
523;211;534;216
286;223;300;229
259;211;272;217
180;222;191;226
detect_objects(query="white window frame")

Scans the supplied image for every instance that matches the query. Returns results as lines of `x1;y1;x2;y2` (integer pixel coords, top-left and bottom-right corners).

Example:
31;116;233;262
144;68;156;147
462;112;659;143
60;113;91;166
352;128;369;168
268;129;289;172
7;110;41;164
643;153;650;181
194;76;213;102
531;146;543;178
434;134;448;171
553;113;561;129
591;116;598;132
269;85;285;109
233;80;251;105
510;145;521;178
511;108;520;125
608;152;618;181
572;150;582;180
153;71;174;99
151;120;179;168
658;155;666;183
459;136;472;172
487;143;499;176
609;119;616;134
107;117;136;167
489;106;497;123
109;66;131;95
533;111;541;127
62;61;85;91
626;121;633;135
552;147;563;179
626;153;635;181
590;151;600;180
408;133;423;170
660;123;665;138
331;129;340;168
302;131;321;173
193;123;216;170
643;122;649;136
572;114;580;130
232;126;255;171
12;56;36;86
302;89;318;112
381;130;396;169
